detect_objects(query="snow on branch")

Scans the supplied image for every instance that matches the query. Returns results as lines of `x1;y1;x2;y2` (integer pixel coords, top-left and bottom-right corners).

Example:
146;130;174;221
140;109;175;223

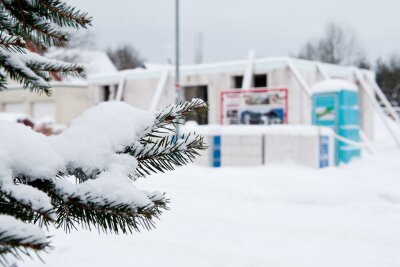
0;0;92;93
0;99;206;259
36;0;92;29
0;215;51;265
127;133;206;177
0;0;94;263
127;98;208;177
0;32;26;53
0;183;55;224
0;47;84;93
142;98;208;139
0;0;91;47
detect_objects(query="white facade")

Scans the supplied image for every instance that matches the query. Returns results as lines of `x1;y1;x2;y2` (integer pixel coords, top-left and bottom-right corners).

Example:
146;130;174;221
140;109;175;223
0;49;117;125
1;55;396;167
0;83;90;125
89;57;377;140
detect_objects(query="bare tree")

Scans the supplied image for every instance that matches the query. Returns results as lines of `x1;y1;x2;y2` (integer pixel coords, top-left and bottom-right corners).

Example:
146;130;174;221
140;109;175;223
297;22;368;67
107;44;145;70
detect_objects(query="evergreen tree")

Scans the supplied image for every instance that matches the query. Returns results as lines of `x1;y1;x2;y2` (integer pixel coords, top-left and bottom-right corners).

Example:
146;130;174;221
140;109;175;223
0;0;91;94
0;1;207;265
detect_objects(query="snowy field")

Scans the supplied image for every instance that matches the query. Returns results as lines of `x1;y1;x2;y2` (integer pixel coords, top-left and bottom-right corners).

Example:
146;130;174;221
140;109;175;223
22;135;400;267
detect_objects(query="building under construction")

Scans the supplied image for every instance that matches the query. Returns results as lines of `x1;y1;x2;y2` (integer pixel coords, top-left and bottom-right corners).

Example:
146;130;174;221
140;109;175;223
3;53;400;167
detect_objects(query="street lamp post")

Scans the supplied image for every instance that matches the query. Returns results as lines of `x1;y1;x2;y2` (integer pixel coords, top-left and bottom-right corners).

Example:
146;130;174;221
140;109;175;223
175;0;181;136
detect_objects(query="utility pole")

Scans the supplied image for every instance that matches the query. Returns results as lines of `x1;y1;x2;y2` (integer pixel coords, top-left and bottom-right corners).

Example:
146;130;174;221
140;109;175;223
195;32;203;64
175;0;181;137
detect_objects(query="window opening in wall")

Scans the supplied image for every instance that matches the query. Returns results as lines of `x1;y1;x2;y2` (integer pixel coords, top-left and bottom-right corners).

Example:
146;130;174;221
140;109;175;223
102;85;111;101
233;75;243;89
101;84;118;101
183;85;208;124
253;74;267;87
231;74;268;89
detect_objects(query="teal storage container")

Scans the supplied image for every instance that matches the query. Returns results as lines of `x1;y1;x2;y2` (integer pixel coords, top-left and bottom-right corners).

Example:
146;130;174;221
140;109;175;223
312;80;361;165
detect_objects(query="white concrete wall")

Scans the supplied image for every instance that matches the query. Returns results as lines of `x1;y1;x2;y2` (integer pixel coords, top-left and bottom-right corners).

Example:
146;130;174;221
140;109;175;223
191;131;335;169
124;78;161;110
221;136;263;166
0;85;89;125
264;134;333;168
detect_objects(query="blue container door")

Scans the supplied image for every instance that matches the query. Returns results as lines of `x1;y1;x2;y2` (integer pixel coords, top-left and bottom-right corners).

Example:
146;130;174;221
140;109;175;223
212;135;221;167
337;90;361;164
312;93;339;165
319;136;330;168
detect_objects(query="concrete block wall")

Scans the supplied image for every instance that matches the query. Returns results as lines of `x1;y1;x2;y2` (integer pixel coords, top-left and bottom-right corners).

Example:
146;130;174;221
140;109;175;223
221;136;263;166
188;125;336;169
0;85;89;125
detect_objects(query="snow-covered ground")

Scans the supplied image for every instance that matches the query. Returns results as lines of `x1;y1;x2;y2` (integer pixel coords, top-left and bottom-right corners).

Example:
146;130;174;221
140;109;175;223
22;135;400;267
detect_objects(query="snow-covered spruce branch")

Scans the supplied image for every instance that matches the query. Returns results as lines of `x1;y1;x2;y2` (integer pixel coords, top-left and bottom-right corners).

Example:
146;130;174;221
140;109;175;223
0;0;95;264
122;99;208;177
0;1;90;50
0;0;90;47
126;133;206;177
36;0;92;29
140;98;208;139
0;0;91;93
0;72;6;91
0;189;54;227
54;191;168;234
0;33;26;53
0;100;206;264
26;179;168;234
0;48;85;93
0;215;51;266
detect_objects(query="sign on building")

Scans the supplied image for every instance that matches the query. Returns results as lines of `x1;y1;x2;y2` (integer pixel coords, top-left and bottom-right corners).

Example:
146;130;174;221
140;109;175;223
220;88;288;125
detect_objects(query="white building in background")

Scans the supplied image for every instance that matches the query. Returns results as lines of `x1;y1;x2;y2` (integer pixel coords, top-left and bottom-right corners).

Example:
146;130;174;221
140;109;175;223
88;56;382;141
87;55;400;168
0;49;117;125
0;82;88;125
2;52;400;167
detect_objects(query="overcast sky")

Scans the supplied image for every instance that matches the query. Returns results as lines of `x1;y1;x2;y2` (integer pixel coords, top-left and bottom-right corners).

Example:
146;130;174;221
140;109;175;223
68;0;399;65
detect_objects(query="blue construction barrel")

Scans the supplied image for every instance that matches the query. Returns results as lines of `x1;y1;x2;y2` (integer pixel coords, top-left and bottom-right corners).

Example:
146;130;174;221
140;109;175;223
311;79;361;165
